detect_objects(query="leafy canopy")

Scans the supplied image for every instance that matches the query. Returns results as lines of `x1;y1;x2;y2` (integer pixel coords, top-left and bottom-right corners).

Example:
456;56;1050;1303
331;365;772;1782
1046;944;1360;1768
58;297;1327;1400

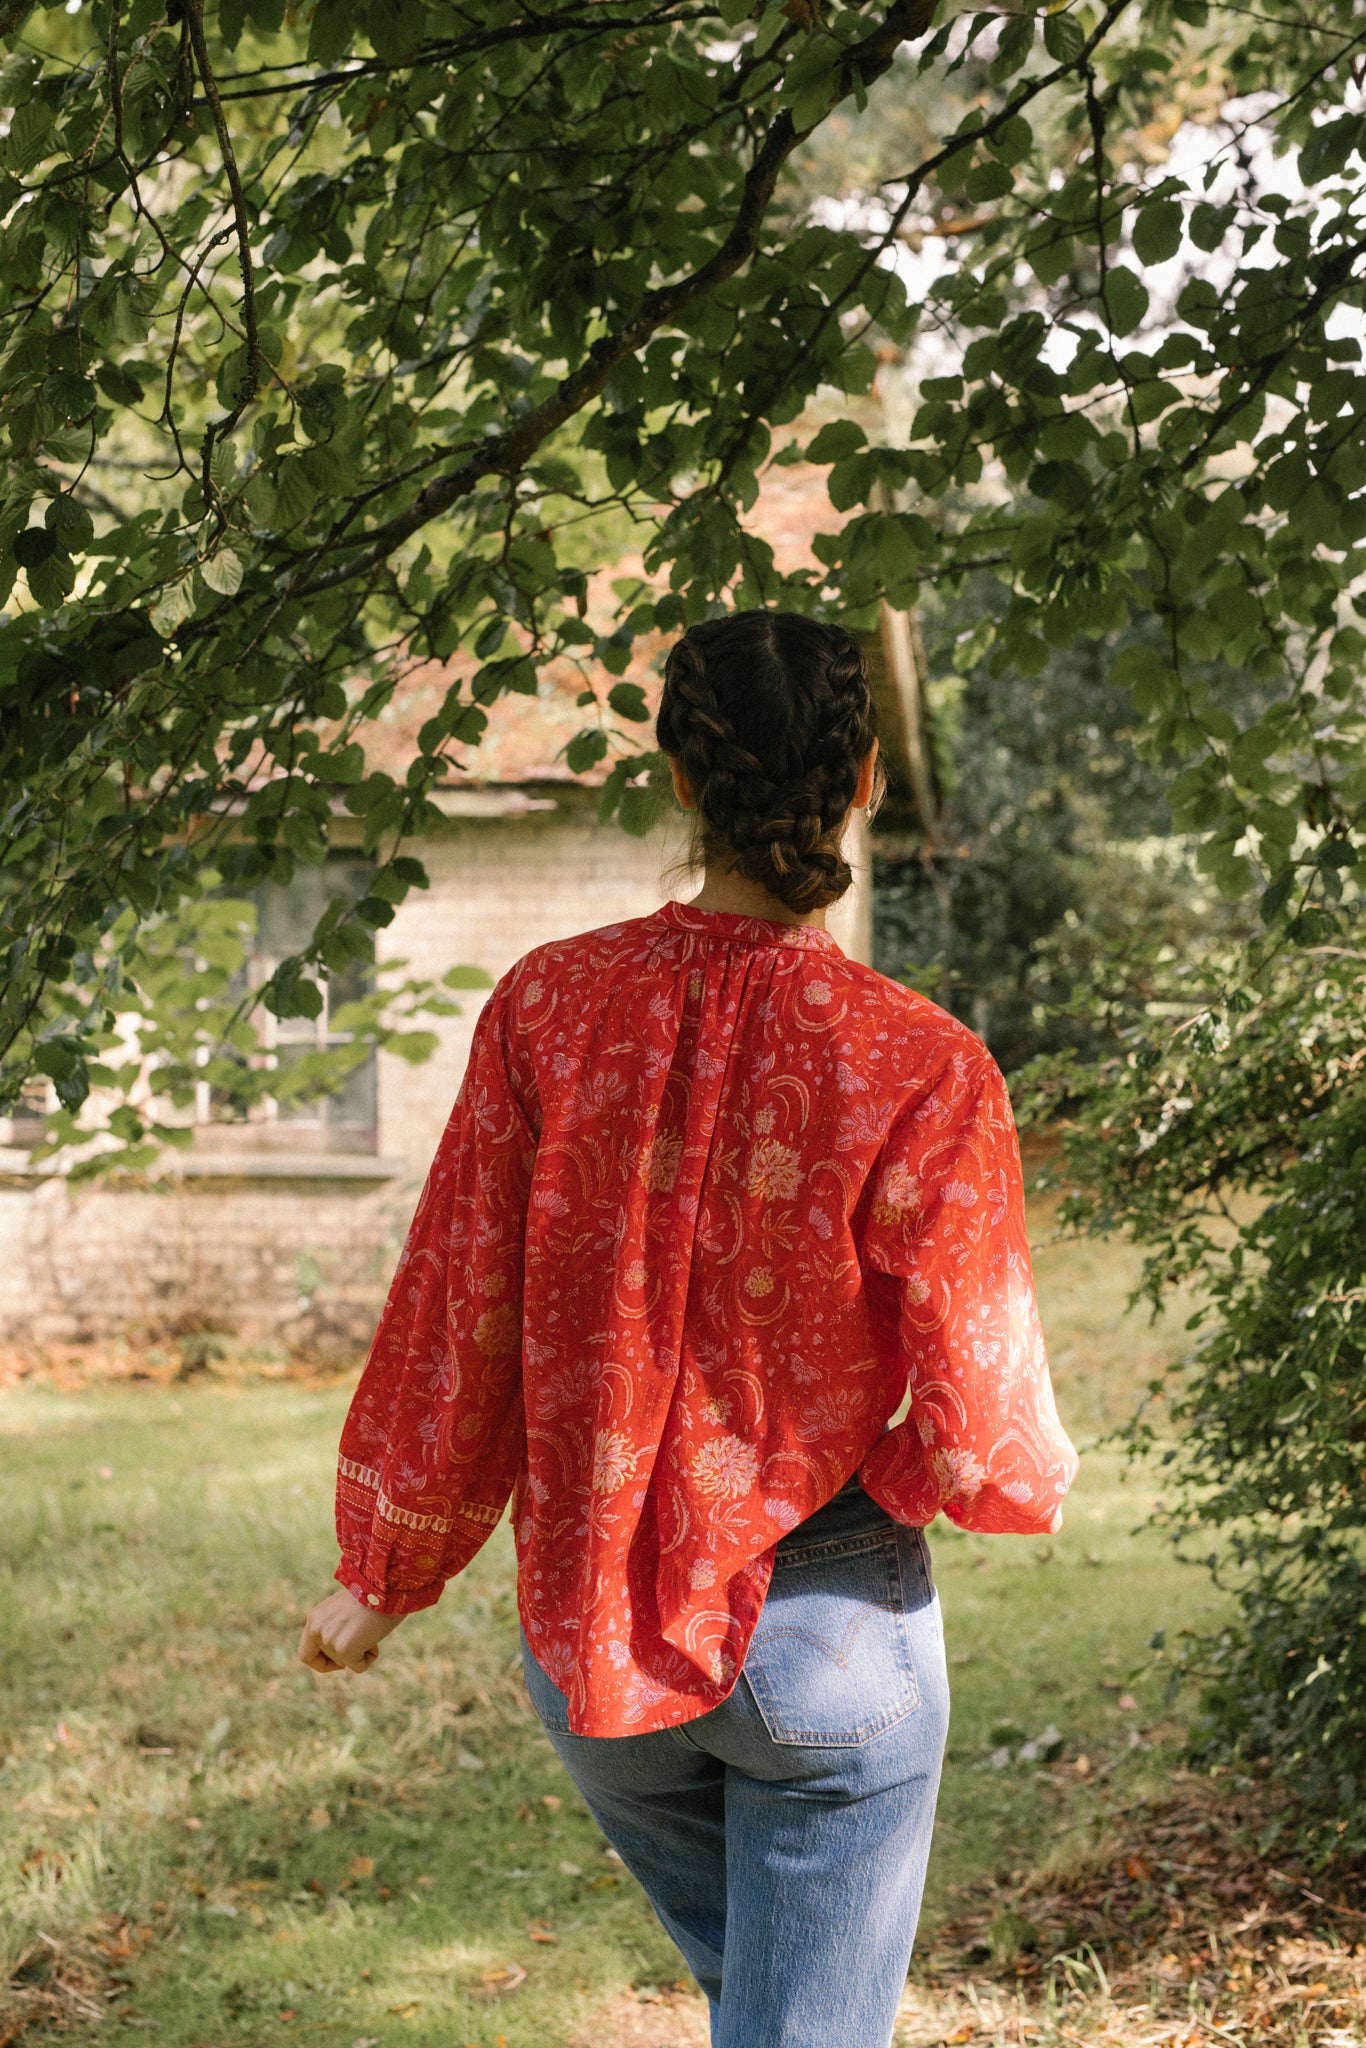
1;0;1364;1135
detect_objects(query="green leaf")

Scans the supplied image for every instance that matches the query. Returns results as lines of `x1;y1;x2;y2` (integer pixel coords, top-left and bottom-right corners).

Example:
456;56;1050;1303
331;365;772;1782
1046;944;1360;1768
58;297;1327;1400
1132;200;1183;266
608;682;650;723
42;371;96;421
33;1039;89;1112
1042;12;1085;61
987;114;1034;166
1025;227;1073;286
319;743;366;784
95;361;146;407
5;97;54;175
990;14;1034;81
201;549;244;597
965;160;1014;203
1259;868;1296;923
27;549;76;610
308;0;353;63
806;420;866;462
442;964;495;989
149;575;195;640
13;526;56;568
354;895;397;929
45;493;94;551
1190;202;1233;252
270;458;318;531
263;962;324;1020
1104;265;1149;338
566;728;609;774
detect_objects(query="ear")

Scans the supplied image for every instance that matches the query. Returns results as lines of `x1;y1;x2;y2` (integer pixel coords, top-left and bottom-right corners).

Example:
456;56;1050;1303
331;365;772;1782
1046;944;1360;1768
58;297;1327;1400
668;756;696;811
854;740;879;810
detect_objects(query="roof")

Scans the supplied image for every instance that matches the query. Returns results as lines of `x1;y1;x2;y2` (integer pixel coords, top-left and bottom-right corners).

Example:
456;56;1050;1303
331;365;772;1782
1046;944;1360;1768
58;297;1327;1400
357;456;920;800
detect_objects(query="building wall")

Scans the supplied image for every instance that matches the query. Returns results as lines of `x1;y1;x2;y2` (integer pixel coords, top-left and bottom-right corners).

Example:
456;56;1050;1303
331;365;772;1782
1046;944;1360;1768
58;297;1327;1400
0;795;871;1356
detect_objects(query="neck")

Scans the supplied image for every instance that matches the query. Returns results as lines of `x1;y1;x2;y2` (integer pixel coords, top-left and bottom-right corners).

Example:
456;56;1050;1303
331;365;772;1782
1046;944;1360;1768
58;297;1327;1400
685;865;826;930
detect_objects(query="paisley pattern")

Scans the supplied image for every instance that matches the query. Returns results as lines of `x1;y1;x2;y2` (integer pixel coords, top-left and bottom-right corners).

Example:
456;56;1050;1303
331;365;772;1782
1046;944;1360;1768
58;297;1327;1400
334;901;1078;1736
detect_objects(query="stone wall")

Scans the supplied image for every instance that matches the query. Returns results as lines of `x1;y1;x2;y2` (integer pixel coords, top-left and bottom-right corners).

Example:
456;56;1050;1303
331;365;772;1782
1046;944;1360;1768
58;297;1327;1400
0;791;872;1355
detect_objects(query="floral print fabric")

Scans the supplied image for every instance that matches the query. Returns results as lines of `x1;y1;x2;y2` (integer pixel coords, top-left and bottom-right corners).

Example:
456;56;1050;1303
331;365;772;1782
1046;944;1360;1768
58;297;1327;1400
334;901;1078;1736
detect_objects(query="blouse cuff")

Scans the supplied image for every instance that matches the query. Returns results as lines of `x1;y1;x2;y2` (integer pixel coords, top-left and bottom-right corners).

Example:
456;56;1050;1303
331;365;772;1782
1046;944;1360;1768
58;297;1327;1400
333;1558;447;1617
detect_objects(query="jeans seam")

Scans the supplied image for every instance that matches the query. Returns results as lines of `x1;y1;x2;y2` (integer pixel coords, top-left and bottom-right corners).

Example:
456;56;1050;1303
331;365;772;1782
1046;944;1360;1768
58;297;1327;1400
772;1527;897;1569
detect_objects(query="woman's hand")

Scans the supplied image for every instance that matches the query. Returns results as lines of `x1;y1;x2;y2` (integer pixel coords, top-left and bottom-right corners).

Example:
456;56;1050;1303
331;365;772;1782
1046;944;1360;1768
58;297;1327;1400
298;1587;406;1674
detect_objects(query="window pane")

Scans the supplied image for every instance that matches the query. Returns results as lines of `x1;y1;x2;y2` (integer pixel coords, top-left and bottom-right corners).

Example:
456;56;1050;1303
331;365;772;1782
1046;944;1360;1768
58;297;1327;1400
196;856;379;1152
326;1046;378;1129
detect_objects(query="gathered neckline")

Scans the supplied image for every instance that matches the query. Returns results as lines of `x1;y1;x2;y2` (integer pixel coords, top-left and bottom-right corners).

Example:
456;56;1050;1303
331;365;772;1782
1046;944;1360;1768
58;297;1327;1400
653;899;844;955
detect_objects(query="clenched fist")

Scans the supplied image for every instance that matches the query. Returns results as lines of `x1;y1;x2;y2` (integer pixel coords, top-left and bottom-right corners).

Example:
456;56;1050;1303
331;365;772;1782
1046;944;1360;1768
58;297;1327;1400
298;1587;405;1674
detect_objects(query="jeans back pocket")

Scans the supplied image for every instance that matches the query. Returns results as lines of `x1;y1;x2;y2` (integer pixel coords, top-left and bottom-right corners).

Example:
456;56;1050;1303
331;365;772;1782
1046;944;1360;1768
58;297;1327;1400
741;1527;928;1747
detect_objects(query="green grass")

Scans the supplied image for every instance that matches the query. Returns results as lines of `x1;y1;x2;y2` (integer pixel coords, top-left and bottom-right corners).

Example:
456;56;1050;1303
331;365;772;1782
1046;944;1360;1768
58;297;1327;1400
0;1216;1221;2046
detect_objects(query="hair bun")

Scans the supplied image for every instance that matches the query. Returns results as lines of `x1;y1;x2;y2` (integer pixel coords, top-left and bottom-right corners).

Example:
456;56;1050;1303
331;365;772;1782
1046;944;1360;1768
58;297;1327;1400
656;611;880;913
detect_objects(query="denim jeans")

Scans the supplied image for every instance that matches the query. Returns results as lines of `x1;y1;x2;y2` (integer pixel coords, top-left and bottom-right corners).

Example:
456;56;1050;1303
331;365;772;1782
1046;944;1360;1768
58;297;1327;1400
521;1480;950;2048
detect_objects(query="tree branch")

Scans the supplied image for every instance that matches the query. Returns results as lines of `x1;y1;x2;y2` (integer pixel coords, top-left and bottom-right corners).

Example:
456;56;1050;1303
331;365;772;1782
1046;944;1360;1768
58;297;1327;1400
284;0;935;600
209;8;711;101
183;0;260;516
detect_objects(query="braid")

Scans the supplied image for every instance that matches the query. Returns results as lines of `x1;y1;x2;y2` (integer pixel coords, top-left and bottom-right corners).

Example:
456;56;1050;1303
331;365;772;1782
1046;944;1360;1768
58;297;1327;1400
657;612;881;914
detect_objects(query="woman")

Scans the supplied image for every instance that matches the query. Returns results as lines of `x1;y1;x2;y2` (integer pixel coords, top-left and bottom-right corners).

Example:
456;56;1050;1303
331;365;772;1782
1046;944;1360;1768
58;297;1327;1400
300;610;1077;2048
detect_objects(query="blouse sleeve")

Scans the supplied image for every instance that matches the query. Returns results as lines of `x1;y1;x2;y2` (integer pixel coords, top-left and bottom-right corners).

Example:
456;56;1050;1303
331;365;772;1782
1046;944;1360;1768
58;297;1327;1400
332;985;537;1615
855;1045;1078;1537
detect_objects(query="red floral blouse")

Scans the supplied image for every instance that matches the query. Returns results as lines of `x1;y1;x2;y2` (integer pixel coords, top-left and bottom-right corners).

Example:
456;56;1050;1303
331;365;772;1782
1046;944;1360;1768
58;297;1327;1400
335;901;1078;1735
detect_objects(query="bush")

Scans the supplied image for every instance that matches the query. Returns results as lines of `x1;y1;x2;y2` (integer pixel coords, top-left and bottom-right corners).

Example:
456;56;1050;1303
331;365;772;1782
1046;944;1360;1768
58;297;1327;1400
1024;945;1366;1858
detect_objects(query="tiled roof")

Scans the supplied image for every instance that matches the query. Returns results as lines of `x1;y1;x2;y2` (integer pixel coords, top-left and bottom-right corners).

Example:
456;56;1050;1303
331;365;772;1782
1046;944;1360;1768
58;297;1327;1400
361;460;841;788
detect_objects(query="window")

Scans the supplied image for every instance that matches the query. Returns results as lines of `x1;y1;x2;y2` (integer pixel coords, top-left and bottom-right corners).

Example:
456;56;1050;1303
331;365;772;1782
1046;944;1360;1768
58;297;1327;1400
195;857;378;1157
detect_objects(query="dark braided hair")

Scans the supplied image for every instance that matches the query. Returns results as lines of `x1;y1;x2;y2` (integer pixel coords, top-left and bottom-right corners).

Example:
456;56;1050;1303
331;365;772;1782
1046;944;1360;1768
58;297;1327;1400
656;610;883;915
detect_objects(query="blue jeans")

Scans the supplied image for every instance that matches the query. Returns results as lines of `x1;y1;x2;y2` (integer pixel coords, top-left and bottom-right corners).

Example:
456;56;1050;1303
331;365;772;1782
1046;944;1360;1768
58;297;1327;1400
521;1481;949;2048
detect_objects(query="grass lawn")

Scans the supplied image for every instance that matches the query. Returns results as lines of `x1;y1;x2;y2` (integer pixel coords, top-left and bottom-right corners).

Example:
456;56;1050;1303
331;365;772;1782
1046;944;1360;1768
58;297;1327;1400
0;1210;1220;2047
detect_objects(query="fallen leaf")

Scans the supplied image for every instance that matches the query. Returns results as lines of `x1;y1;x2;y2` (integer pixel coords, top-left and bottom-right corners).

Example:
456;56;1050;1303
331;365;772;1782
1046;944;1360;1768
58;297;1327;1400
1073;1754;1091;1776
279;2011;299;2023
349;1856;375;1879
479;1964;527;1995
389;2001;420;2017
540;1794;562;1811
559;1861;583;1877
1117;1693;1138;1711
308;1806;332;1830
1126;1852;1154;1881
184;1816;203;1831
415;1874;436;1887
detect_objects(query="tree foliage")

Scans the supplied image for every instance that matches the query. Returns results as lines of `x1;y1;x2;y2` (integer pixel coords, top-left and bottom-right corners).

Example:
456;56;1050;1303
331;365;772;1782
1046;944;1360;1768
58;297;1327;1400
2;0;1364;1127
874;579;1257;1070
